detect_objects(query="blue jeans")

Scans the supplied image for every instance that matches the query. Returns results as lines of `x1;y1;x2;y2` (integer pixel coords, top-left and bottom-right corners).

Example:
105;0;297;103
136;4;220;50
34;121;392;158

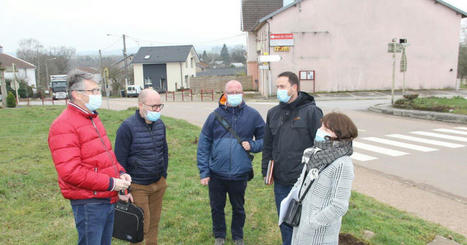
208;176;247;240
274;182;293;245
71;202;115;245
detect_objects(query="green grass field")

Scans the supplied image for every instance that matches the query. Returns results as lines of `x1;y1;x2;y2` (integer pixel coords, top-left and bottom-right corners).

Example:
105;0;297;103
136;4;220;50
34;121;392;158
1;106;466;245
394;96;467;115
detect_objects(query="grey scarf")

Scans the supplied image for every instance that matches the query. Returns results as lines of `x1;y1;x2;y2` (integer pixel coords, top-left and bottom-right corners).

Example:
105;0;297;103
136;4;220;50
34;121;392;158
302;140;353;172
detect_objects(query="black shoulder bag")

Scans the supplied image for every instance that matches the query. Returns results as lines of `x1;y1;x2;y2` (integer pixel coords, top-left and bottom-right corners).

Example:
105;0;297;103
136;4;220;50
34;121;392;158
214;111;255;181
283;168;318;227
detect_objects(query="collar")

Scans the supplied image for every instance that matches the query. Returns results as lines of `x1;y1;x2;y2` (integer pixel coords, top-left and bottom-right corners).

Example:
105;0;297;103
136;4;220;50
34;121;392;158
68;102;97;118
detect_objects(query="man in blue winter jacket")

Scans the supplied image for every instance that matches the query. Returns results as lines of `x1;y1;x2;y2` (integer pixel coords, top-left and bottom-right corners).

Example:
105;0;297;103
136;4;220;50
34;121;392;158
197;80;265;245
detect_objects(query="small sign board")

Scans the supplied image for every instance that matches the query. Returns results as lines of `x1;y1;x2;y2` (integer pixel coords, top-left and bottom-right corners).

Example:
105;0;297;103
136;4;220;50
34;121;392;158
270;33;294;47
259;64;270;70
274;46;290;52
387;43;402;53
299;70;315;80
258;55;281;62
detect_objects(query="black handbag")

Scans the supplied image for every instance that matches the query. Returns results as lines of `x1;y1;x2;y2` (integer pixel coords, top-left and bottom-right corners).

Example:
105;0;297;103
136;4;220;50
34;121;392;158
112;200;144;243
283;198;302;226
283;169;316;227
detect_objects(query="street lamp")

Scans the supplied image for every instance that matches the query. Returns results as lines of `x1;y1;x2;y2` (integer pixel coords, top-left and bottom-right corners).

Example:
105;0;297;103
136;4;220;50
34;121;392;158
45;57;57;90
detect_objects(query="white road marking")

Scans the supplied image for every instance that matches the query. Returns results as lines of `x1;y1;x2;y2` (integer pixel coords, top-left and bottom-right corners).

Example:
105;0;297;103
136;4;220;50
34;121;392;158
454;127;467;131
351;152;378;161
362;137;437;152
411;131;467;143
387;134;464;148
433;128;467;136
353;141;408;156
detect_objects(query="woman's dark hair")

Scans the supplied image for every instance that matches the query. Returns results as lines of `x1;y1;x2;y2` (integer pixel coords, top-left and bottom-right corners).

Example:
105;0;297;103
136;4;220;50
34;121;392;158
321;112;358;140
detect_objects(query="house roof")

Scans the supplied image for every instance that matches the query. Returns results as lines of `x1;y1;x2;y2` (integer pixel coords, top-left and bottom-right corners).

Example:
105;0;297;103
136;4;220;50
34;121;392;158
197;68;246;77
241;0;283;32
132;45;198;64
255;0;466;29
0;53;36;69
435;0;467;18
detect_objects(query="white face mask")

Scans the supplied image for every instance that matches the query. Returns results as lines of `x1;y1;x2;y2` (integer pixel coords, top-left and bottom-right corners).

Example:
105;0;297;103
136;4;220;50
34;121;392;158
85;94;102;111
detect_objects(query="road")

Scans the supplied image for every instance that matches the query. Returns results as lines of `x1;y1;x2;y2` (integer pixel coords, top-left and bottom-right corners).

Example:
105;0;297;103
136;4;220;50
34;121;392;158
21;96;467;236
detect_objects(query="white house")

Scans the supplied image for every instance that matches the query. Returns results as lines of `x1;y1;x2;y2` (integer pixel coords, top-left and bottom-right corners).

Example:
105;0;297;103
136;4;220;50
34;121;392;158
132;45;199;92
0;45;36;87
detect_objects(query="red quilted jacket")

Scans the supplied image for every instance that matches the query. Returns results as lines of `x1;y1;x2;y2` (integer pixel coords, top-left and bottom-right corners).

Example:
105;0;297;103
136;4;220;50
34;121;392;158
48;103;125;203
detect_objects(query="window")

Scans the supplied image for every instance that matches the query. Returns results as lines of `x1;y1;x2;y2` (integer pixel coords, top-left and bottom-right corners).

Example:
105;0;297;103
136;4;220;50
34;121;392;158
191;57;194;68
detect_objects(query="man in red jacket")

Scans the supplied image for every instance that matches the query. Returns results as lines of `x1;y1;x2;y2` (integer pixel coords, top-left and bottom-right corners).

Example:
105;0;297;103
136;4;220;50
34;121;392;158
48;70;132;245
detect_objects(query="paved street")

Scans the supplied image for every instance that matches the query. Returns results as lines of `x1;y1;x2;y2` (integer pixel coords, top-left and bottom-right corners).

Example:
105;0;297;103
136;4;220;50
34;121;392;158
18;91;467;236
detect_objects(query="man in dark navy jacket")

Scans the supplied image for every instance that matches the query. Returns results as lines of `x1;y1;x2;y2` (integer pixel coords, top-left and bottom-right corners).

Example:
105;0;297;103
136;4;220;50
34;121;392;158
115;88;168;245
197;80;265;245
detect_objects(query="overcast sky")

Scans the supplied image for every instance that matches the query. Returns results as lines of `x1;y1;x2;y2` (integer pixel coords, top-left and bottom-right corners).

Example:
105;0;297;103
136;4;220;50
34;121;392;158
1;0;466;56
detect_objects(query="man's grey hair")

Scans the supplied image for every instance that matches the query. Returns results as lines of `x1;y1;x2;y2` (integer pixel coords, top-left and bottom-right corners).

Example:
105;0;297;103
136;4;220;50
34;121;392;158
138;88;158;103
68;70;95;91
67;70;96;101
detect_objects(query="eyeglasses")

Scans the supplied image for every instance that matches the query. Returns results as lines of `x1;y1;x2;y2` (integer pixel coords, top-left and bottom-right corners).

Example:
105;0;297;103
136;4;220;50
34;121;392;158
144;103;164;111
76;88;101;94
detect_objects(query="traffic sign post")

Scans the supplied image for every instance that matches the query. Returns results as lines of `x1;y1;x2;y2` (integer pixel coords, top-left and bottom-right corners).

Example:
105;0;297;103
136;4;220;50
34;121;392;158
258;54;282;97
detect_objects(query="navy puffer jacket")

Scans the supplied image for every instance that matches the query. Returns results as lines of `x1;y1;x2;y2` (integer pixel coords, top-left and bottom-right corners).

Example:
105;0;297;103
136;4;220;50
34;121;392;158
115;110;168;185
197;99;265;181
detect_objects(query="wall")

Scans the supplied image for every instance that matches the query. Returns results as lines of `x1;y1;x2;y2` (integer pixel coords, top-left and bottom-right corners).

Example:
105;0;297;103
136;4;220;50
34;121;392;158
190;75;253;93
133;64;144;89
253;0;463;94
166;62;183;91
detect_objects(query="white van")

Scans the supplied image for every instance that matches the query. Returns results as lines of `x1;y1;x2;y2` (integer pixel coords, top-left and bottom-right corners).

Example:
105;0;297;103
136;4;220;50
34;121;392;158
126;85;141;97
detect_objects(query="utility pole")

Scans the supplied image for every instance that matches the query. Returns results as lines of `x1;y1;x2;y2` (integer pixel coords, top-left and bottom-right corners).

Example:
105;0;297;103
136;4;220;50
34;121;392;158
99;49;104;94
12;63;19;104
0;63;7;107
123;34;129;88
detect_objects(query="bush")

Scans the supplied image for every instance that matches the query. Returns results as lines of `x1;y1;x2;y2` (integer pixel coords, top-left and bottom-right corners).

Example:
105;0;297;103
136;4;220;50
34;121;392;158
6;91;16;108
18;81;33;98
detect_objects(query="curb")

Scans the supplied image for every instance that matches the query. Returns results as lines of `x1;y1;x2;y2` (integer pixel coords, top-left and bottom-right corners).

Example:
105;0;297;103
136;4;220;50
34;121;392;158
369;103;467;124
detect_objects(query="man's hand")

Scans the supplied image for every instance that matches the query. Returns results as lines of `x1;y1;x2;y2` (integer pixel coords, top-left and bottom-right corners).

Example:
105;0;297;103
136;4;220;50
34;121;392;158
200;177;210;186
118;193;134;202
113;178;131;191
241;141;251;151
120;173;132;183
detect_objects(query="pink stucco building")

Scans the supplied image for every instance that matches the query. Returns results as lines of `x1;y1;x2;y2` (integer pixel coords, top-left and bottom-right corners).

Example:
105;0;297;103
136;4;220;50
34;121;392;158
241;0;467;95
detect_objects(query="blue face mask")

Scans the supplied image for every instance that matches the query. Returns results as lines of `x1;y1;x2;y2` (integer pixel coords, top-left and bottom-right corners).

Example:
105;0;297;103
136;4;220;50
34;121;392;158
277;89;291;103
146;111;160;122
315;128;331;142
227;94;243;107
85;94;102;112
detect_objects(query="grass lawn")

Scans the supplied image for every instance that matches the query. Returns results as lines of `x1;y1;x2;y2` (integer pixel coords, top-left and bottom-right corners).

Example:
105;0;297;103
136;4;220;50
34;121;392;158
394;96;467;115
0;106;466;245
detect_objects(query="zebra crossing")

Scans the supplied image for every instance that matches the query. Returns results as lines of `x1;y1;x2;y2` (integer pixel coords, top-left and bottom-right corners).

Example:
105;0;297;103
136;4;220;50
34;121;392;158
350;127;467;162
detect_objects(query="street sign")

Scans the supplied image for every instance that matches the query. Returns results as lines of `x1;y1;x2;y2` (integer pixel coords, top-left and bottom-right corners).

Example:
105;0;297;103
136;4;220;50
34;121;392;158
270;33;294;46
387;43;402;53
258;55;281;62
400;48;407;72
274;46;290;52
259;64;270;70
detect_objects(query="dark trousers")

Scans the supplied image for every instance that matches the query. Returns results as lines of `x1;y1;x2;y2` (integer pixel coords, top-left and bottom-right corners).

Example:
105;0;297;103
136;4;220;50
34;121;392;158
71;202;115;245
274;182;293;245
208;176;247;240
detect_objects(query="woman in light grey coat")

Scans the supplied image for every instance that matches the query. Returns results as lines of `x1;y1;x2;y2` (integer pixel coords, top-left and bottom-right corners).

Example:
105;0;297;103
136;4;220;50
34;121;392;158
291;112;358;245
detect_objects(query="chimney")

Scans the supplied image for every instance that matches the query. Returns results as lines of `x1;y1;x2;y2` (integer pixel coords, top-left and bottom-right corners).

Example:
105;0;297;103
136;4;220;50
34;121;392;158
0;45;3;54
